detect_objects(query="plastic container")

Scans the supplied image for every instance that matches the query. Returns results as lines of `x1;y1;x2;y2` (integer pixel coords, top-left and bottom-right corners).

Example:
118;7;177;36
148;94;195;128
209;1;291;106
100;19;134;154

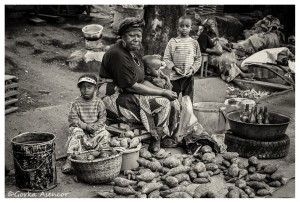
11;132;57;192
82;24;103;41
193;102;227;134
121;143;142;171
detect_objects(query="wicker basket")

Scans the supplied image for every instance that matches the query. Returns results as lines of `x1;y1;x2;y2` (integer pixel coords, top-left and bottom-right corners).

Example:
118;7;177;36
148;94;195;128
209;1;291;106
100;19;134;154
70;149;123;184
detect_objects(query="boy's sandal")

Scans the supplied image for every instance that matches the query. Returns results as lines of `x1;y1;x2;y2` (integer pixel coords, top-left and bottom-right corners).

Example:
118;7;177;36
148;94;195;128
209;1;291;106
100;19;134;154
161;137;180;148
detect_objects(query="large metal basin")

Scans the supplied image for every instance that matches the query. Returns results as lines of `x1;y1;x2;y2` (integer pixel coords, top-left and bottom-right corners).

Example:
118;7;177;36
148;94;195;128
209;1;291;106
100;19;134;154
226;110;290;141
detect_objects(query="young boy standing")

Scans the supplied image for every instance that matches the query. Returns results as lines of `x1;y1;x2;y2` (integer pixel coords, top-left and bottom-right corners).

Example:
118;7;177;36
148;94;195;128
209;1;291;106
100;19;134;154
163;16;202;102
62;74;110;173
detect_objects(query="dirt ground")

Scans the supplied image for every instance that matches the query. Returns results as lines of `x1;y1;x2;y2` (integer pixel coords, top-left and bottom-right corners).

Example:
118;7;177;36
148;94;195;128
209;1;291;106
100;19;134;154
4;6;296;198
5;5;114;112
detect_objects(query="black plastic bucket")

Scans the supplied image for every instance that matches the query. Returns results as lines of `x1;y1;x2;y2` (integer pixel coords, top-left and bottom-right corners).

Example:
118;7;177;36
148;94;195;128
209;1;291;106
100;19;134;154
11;132;57;192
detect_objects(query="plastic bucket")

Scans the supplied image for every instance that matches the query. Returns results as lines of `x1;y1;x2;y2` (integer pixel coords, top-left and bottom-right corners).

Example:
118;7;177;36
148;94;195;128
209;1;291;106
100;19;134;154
112;7;144;31
11;132;57;192
120;143;141;171
193;102;227;134
82;24;103;41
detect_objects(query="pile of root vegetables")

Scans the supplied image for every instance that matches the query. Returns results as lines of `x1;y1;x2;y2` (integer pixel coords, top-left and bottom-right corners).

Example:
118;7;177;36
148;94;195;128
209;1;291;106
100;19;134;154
96;146;288;198
110;136;141;149
220;152;288;198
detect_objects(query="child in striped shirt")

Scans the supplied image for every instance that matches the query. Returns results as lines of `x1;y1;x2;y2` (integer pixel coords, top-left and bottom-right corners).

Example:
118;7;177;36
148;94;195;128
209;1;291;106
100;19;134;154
163;16;202;102
62;74;110;173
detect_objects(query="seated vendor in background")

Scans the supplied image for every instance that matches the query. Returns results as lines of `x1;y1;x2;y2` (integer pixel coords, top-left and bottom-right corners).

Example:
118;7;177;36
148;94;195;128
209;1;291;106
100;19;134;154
197;19;254;82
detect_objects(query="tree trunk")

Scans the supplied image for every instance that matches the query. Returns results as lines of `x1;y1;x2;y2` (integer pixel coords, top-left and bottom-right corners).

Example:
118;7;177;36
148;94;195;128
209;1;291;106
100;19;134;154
142;5;186;56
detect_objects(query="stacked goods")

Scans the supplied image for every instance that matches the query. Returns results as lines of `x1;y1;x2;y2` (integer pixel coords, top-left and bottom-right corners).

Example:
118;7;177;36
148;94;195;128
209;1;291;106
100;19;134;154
218;153;288;198
110;136;141;149
71;149;119;161
95;149;288;198
110;136;142;171
96;145;222;198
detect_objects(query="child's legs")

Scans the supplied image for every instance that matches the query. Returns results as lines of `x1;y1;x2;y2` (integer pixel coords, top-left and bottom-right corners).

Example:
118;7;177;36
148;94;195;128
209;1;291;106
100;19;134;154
171;78;184;98
66;127;85;154
92;129;110;150
182;76;194;103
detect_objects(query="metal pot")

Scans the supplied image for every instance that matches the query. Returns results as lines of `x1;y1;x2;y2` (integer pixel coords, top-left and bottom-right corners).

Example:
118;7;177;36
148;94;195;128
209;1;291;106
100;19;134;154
226;110;290;141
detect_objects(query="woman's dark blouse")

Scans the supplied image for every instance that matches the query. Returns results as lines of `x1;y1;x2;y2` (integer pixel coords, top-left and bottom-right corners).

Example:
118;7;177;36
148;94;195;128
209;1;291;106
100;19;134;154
100;41;145;88
197;30;215;53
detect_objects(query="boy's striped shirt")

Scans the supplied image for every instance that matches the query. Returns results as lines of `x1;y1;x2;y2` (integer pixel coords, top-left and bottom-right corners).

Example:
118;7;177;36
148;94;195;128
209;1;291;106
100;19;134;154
68;96;106;131
163;37;202;80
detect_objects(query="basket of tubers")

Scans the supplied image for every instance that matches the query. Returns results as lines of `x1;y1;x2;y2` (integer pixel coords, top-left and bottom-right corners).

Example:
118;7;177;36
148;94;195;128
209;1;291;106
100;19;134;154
70;148;123;184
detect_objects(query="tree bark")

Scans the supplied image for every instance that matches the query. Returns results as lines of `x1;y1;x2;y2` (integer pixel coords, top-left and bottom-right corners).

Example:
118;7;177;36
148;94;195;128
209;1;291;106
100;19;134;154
142;5;186;56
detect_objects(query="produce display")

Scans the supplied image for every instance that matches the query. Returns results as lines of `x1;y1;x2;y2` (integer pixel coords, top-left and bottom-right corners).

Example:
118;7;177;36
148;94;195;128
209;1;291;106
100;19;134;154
227;86;269;99
220;154;287;198
94;146;288;198
70;134;141;161
71;149;119;161
110;136;141;149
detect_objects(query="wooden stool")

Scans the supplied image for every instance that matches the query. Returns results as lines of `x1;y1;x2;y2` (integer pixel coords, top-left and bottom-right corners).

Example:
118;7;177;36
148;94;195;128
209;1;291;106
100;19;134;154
200;53;209;78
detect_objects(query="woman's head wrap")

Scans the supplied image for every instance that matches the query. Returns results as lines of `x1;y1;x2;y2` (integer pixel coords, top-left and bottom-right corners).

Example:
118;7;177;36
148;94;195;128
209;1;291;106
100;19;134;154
202;18;217;37
117;17;145;36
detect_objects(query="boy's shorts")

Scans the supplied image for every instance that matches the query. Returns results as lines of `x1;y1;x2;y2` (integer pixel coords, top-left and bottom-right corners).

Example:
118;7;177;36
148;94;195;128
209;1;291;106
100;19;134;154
171;76;194;102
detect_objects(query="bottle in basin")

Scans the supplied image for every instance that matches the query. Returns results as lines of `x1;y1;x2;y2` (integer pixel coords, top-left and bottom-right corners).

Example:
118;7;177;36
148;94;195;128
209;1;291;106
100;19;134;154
263;107;270;124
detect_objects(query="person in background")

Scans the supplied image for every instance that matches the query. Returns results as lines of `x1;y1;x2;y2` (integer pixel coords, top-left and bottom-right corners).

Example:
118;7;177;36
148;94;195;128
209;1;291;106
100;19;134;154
62;74;110;173
197;19;254;82
163;16;202;103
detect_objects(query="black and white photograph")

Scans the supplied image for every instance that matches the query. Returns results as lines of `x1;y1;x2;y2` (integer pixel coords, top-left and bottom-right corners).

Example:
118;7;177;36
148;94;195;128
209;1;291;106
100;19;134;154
3;1;297;199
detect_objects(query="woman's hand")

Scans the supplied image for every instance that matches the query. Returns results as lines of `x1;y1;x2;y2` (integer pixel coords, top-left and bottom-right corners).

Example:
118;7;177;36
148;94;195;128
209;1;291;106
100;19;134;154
162;90;178;101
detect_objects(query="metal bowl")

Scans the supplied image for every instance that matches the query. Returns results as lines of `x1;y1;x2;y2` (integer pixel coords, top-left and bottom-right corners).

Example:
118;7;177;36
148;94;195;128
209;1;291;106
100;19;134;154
226;110;290;141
